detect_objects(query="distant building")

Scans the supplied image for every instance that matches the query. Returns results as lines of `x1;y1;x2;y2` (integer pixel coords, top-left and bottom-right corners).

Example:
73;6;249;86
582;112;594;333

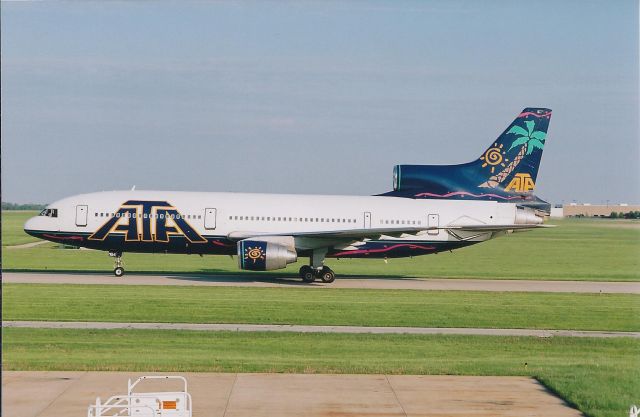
549;206;564;218
555;204;640;218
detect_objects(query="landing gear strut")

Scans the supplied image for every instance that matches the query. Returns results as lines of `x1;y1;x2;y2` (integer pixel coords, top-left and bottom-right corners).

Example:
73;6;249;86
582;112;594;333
109;251;124;277
298;248;336;284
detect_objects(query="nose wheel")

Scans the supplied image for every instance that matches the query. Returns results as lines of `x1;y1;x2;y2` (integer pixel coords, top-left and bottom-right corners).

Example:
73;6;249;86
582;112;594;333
109;251;125;277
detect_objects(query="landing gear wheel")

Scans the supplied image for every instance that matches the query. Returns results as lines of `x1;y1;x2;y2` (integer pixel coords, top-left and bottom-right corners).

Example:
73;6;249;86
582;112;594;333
110;251;125;277
319;266;336;283
299;266;316;283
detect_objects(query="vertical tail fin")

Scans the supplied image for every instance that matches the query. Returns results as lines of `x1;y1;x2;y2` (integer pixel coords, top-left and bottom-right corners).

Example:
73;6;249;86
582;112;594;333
477;108;552;192
384;108;552;201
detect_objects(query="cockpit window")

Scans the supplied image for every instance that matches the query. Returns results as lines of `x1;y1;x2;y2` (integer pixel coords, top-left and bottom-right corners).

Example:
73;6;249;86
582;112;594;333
39;208;58;218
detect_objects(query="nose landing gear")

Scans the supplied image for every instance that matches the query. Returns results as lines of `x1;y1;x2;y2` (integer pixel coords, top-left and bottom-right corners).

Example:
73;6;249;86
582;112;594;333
109;251;125;277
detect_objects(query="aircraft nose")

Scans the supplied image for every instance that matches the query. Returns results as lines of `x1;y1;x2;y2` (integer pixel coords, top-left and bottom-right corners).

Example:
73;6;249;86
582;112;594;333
24;216;48;237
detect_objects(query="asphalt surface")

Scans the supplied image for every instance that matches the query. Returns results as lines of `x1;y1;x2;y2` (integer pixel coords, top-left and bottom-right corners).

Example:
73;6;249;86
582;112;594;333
3;371;582;417
5;320;637;338
3;272;639;293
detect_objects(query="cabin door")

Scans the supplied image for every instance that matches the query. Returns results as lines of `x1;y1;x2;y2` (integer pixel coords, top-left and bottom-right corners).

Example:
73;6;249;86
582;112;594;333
427;213;439;235
204;208;217;230
364;212;372;229
75;205;88;227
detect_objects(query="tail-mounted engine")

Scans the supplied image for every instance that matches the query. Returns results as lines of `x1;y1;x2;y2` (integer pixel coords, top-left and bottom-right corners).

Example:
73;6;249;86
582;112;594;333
238;239;297;271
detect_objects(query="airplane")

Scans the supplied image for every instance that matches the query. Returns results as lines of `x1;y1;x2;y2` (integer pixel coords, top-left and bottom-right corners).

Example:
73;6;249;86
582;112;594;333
25;107;553;283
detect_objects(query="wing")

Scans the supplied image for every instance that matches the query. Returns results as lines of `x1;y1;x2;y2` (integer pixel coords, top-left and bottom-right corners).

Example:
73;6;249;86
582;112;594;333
227;224;552;241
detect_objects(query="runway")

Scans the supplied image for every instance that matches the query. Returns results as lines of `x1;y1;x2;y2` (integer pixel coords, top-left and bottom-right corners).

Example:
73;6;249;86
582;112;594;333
3;371;581;417
5;320;638;338
4;272;639;293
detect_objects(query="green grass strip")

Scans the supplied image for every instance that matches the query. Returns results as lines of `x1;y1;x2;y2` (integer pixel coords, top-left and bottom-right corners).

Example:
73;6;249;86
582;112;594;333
3;328;638;417
2;211;40;246
4;284;639;331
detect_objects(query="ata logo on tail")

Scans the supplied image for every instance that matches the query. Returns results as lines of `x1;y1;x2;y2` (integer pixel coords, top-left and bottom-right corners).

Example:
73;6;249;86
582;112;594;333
504;173;535;193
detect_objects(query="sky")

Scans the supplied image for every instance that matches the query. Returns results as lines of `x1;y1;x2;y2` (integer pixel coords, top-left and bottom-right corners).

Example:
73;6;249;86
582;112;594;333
2;0;638;205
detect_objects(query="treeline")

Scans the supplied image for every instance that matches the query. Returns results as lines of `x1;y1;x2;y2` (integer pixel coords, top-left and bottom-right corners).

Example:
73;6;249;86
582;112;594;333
610;211;640;219
2;202;47;211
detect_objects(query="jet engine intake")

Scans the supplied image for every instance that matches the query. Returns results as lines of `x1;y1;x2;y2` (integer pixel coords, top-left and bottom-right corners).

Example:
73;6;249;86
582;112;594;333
238;240;297;271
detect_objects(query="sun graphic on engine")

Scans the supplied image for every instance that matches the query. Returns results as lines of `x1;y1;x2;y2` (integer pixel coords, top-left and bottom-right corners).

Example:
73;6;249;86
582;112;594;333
480;142;509;173
244;246;266;263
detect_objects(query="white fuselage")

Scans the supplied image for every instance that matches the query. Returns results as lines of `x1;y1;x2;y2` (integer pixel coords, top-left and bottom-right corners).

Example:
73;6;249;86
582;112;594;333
25;190;517;247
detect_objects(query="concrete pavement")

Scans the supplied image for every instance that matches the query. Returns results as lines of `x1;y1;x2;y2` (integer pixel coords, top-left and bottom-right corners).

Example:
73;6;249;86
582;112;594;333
5;320;638;338
2;371;582;417
3;272;639;293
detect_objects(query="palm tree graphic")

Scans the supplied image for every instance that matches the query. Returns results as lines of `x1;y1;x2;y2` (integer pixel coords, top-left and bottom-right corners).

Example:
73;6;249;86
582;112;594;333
479;120;546;188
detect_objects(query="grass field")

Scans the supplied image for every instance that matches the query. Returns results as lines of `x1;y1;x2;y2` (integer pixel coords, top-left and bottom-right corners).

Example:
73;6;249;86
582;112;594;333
4;284;639;331
2;211;639;281
3;328;638;417
3;211;638;417
2;211;39;246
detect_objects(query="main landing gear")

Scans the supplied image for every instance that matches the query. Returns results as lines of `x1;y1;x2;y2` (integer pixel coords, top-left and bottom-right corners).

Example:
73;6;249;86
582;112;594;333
299;265;336;283
109;251;125;277
298;248;336;284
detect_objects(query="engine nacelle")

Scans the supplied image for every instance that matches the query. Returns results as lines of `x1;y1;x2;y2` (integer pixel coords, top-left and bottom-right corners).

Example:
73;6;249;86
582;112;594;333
514;207;543;225
237;240;297;271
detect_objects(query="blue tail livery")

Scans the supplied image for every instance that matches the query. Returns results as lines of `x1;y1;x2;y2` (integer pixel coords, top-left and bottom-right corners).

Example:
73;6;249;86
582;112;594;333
383;108;552;203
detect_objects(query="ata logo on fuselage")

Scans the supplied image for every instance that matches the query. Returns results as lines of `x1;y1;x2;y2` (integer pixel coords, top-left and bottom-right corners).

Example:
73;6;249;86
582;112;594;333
504;173;535;193
88;200;206;243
